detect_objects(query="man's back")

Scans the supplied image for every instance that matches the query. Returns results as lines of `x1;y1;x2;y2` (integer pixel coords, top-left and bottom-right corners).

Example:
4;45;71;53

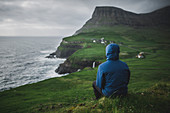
96;44;130;97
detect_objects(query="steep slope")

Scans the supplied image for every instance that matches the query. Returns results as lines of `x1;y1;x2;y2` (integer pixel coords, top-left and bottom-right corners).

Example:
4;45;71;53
75;6;170;34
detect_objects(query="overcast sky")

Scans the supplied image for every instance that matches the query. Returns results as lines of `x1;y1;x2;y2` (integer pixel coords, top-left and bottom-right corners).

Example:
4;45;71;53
0;0;170;36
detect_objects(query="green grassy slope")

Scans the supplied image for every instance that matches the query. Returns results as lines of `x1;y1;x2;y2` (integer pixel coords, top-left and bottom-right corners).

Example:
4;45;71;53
0;26;170;113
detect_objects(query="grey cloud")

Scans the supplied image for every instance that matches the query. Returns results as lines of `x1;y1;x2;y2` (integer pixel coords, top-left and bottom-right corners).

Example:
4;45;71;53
0;0;170;36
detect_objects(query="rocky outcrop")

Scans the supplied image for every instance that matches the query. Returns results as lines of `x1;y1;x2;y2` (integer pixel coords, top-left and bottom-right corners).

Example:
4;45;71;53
75;6;170;34
55;47;79;58
55;60;78;74
56;59;100;74
46;42;83;58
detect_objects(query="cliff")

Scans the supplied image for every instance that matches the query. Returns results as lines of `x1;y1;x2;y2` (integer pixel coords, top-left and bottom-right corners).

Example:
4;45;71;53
75;6;170;34
50;6;170;74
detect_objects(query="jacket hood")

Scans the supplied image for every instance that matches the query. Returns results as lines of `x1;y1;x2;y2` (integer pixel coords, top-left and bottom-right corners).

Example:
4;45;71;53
106;44;120;60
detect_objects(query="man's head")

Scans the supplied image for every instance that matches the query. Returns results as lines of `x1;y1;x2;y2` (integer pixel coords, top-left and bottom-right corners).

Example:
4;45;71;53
106;44;120;60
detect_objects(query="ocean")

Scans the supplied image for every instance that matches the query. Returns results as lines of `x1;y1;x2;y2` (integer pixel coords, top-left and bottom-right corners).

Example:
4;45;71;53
0;36;66;91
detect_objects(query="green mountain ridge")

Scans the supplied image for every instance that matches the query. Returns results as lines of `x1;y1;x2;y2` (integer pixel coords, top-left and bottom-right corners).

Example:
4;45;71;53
75;6;170;35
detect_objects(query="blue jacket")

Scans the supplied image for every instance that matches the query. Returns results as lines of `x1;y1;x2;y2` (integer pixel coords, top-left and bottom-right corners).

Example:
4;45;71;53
96;44;130;97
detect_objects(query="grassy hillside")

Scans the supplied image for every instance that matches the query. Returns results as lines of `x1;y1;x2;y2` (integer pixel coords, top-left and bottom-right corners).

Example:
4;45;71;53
0;26;170;113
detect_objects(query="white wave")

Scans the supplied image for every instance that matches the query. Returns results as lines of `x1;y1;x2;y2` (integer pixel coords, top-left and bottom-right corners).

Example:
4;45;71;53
35;55;66;62
40;50;56;54
0;36;66;92
46;65;68;78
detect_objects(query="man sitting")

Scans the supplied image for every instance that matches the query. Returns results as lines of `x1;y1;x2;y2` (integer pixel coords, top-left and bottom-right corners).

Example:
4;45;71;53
93;44;130;99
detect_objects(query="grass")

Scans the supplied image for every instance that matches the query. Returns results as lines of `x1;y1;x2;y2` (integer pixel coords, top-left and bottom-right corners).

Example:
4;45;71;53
69;83;170;113
0;26;170;113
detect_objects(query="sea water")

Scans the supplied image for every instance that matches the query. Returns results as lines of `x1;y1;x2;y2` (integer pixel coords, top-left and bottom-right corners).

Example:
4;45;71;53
0;36;66;91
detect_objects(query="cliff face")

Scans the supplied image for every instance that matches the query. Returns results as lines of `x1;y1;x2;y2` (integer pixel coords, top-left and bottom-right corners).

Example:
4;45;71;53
75;6;170;34
53;6;170;74
56;60;100;74
46;43;83;58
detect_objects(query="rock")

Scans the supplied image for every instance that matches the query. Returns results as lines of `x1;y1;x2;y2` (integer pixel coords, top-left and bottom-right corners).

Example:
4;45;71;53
55;59;100;74
55;48;78;58
55;43;83;58
45;52;56;58
46;42;83;59
55;62;78;74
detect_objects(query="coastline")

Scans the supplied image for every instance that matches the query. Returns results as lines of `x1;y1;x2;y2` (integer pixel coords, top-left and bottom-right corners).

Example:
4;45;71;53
0;36;66;92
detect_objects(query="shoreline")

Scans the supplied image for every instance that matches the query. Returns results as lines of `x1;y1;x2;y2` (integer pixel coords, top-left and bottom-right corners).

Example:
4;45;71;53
0;36;65;92
0;58;67;92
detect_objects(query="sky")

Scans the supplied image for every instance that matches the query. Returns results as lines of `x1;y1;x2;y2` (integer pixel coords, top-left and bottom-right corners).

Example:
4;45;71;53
0;0;170;36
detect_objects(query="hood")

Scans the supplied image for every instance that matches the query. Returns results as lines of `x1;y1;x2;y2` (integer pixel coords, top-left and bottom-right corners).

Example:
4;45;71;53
106;44;120;60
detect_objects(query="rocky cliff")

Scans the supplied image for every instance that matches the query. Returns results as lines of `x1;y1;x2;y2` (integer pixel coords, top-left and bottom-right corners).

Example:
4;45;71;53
46;42;83;58
52;6;170;74
75;6;170;34
55;60;100;74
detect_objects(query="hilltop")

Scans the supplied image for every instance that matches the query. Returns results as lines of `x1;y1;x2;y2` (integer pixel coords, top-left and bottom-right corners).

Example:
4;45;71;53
75;6;170;34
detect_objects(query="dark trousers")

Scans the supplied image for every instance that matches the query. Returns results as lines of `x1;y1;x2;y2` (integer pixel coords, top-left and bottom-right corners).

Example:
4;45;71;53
92;81;103;99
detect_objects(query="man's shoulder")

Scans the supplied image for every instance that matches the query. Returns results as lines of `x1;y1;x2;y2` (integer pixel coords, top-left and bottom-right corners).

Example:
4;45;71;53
99;62;105;66
119;60;129;68
119;60;127;64
98;61;108;68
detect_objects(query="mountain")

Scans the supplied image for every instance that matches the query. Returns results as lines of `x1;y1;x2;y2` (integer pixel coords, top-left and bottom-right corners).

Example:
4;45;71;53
75;6;170;34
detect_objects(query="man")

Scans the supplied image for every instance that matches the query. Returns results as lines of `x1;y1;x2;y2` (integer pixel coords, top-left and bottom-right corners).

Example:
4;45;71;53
92;43;130;99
